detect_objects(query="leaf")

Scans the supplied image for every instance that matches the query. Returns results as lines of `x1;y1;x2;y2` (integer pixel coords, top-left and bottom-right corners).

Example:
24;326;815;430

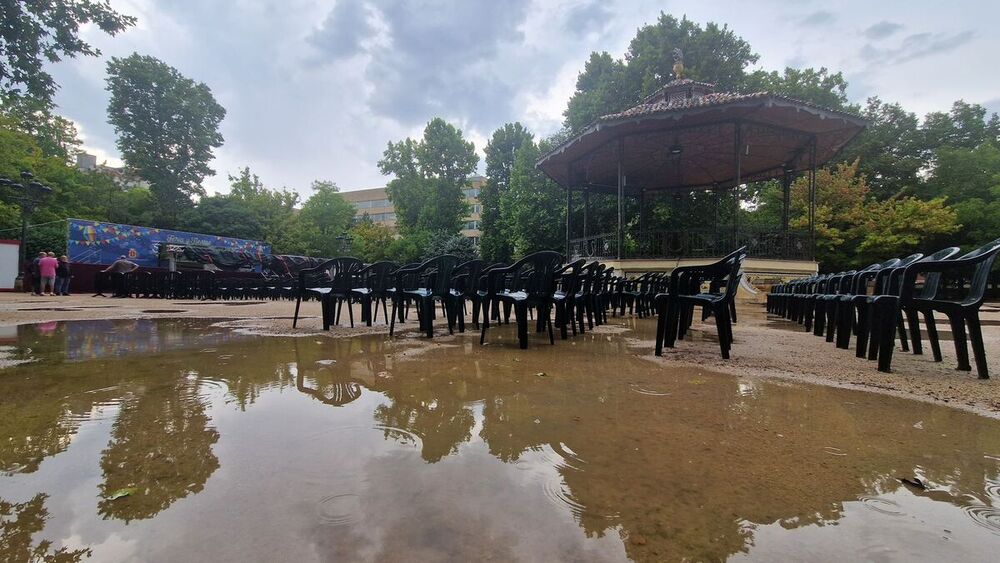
107;487;137;500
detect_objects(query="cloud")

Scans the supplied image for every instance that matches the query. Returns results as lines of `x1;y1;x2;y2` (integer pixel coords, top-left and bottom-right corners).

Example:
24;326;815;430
564;0;612;36
800;11;835;27
860;30;975;66
863;20;903;40
308;0;375;60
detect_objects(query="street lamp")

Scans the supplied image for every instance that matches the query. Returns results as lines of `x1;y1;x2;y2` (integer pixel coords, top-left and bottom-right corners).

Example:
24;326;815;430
0;170;54;291
335;231;354;255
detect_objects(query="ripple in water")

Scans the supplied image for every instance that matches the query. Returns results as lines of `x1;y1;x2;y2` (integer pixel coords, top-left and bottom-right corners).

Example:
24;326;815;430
317;493;362;527
963;505;1000;535
628;383;671;396
985;480;1000;501
857;495;904;516
823;446;848;457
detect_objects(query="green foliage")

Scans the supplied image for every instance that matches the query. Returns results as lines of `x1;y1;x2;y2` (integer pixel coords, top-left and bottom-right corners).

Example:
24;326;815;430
422;231;479;263
0;1;135;107
480;122;533;263
180;196;265;240
838;97;925;199
741;67;849;109
503;139;565;258
350;217;396;262
922;143;1000;247
106;53;226;226
563;52;631;132
378;118;476;235
295;180;355;256
0;94;82;163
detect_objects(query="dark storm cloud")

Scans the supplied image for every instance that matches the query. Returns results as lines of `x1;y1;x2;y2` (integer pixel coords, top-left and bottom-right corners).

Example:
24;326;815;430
860;30;975;66
564;0;613;36
309;0;533;128
800;11;836;27
308;0;374;60
863;20;904;40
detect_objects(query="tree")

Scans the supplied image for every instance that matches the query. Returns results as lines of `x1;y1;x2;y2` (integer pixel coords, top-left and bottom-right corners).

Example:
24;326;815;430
502;139;565;258
350;217;396;262
564;14;852;133
422;231;479;263
0;94;82;163
0;0;135;107
838;97;925;199
480;122;533;263
922;100;1000;152
223;167;298;241
180;196;264;240
922;143;1000;247
106;53;226;226
299;180;354;239
378;118;476;235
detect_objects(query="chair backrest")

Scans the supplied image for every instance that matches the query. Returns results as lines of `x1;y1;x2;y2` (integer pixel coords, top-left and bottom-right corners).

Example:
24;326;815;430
302;257;363;293
413;254;461;297
913;247;961;298
959;238;1000;305
506;251;565;298
358;261;399;293
453;259;486;295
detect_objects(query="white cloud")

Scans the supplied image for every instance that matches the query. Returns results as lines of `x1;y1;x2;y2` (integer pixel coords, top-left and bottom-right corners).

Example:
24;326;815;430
41;0;1000;197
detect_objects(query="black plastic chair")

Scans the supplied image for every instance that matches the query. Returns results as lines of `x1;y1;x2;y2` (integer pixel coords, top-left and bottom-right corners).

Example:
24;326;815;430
293;257;363;329
654;247;747;359
350;261;399;326
893;238;1000;378
480;251;564;349
389;255;461;338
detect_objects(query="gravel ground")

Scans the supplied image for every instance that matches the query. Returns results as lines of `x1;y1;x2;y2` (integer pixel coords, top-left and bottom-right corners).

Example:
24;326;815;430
1;292;997;418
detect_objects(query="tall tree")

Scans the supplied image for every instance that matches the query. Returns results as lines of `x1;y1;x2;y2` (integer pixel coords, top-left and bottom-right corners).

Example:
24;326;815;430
106;53;226;226
480;122;533;262
922;100;1000;152
378;118;476;235
838;97;925;199
503;139;565;257
0;93;82;163
0;0;135;107
742;67;849;109
298;180;355;241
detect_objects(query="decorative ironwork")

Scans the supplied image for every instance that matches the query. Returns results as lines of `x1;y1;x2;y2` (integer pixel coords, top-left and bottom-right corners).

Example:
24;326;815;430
570;227;813;261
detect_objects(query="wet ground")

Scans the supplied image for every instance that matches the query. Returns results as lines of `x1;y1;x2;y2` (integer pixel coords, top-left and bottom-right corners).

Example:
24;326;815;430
1;318;999;562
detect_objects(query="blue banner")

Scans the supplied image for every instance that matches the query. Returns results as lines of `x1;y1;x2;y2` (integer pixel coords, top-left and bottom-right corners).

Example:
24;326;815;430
67;218;270;269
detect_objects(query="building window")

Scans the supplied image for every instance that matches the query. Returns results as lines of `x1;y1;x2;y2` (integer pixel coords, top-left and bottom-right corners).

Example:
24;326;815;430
464;188;480;199
464;220;479;230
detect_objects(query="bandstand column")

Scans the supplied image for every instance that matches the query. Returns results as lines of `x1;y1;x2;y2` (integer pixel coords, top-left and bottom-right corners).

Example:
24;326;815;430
616;138;624;260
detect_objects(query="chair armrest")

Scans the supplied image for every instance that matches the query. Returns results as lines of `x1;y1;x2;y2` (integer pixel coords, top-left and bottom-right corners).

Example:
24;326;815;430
899;257;986;302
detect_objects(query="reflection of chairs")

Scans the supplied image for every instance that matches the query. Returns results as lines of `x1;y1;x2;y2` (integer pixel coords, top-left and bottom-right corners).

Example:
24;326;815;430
295;370;363;407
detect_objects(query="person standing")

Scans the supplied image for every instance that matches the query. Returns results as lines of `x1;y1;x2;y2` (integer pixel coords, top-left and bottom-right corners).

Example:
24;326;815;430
29;251;44;295
38;252;58;296
102;255;139;297
55;255;72;296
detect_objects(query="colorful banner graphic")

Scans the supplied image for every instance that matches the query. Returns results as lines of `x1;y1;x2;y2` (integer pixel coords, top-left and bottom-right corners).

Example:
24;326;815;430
67;218;270;269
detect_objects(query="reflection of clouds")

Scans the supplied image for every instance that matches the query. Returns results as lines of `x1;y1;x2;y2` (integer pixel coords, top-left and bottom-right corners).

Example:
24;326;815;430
0;493;91;562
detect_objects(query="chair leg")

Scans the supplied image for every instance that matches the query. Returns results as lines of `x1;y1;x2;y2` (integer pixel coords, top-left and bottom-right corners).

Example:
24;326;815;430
347;297;354;328
654;299;667;356
905;308;922;355
547;305;555;345
854;302;869;358
515;302;529;349
876;300;897;373
897;313;909;352
966;312;989;379
293;294;302;328
389;298;398;335
665;300;680;349
923;311;942;362
825;300;837;343
948;314;972;371
422;296;435;338
715;305;731;359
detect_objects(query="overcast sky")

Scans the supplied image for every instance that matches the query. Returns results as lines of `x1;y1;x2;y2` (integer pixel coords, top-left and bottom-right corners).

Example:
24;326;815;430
48;0;1000;197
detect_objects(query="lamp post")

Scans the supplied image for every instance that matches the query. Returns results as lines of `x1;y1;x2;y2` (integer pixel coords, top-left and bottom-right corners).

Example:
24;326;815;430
335;232;354;255
0;171;54;291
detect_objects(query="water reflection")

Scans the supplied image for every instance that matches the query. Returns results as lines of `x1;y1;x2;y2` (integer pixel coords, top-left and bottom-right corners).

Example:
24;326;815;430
0;319;998;561
97;377;219;522
0;493;91;562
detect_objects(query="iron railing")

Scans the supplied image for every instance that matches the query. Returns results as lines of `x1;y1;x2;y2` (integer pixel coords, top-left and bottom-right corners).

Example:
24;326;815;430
570;228;813;261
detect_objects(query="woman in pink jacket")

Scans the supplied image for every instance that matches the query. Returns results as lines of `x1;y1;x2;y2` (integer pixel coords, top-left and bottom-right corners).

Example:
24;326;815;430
38;252;59;296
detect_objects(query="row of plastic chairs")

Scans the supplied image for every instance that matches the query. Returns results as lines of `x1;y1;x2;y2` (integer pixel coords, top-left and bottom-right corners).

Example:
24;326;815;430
767;237;1000;378
94;270;297;301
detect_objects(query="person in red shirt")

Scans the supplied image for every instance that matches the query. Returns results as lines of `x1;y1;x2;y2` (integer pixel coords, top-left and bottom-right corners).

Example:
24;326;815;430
38;251;59;296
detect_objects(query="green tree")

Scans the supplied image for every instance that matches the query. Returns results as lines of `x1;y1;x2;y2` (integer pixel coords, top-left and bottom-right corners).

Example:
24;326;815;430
298;180;355;241
222;167;298;241
922;100;1000;152
0;94;82;163
0;0;135;107
350;216;396;262
564;14;852;132
838;97;925;199
180;196;265;240
106;53;226;226
422;231;479;263
480;122;533;263
503;139;565;257
378;118;476;235
923;143;1000;247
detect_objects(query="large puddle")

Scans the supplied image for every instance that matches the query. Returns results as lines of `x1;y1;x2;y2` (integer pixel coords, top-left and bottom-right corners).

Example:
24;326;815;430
1;319;999;561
